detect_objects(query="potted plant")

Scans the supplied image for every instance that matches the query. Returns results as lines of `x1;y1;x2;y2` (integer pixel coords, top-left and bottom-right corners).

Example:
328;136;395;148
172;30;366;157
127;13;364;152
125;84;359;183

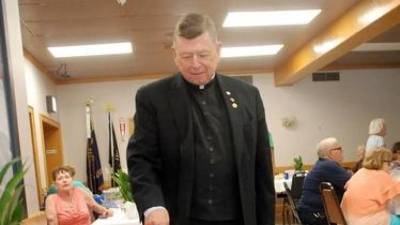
0;158;26;225
112;170;138;219
293;155;304;171
112;169;133;203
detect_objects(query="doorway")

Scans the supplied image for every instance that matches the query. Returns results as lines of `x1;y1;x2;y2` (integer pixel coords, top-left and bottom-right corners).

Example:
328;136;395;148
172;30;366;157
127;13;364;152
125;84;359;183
40;114;64;186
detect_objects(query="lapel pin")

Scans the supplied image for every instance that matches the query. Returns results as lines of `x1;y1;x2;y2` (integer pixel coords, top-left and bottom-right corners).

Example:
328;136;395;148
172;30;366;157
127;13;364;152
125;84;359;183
232;103;238;108
225;91;231;95
230;97;235;102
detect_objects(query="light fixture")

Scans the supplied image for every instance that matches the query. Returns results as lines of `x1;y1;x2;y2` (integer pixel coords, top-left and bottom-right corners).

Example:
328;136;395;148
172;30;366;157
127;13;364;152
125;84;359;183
48;42;133;58
220;44;284;58
46;95;57;113
223;9;321;27
353;42;400;52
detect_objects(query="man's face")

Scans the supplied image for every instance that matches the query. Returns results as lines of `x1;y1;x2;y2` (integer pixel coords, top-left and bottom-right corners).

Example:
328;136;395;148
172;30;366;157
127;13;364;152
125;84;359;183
329;146;344;163
173;32;220;85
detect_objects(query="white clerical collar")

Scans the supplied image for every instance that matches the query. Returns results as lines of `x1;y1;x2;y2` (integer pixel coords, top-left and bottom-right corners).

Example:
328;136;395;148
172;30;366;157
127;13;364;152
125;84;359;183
198;73;216;90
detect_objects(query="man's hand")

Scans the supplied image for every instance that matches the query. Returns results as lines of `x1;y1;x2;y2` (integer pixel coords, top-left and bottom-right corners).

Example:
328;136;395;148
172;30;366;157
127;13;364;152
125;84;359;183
145;208;170;225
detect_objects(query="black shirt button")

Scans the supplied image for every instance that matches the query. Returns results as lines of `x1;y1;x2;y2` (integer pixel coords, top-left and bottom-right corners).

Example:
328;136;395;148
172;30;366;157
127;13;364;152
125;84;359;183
209;147;214;152
210;158;215;164
209;173;215;178
208;199;213;204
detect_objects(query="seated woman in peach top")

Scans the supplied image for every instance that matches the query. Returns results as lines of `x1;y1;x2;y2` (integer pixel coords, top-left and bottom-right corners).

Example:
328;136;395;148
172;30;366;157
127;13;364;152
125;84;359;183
341;148;400;225
46;166;112;225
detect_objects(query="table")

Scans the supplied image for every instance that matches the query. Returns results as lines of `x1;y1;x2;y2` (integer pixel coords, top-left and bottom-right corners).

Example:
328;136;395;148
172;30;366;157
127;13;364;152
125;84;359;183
274;177;292;194
92;208;141;225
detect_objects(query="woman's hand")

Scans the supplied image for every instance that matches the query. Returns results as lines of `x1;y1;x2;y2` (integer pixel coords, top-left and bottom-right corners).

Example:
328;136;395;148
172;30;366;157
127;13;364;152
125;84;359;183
99;209;113;218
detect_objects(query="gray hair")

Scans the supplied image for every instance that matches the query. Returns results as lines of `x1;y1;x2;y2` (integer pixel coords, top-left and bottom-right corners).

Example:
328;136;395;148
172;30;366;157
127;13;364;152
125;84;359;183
172;13;218;47
317;137;341;158
369;118;385;135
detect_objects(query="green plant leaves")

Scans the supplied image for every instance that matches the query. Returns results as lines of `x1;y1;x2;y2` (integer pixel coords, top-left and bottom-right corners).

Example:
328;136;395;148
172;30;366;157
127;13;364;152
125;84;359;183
111;170;133;202
293;155;304;171
0;158;26;225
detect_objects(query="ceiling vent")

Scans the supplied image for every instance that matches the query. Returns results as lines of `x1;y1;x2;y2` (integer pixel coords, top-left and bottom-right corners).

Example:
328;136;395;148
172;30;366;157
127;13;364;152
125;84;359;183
312;72;340;82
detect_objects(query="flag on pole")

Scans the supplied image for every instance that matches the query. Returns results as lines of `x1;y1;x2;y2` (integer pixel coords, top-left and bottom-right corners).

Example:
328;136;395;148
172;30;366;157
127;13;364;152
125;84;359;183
108;112;121;186
86;104;104;194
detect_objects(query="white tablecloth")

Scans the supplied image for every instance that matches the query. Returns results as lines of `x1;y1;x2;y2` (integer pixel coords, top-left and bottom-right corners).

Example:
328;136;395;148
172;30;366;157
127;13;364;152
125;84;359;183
274;177;292;193
92;208;140;225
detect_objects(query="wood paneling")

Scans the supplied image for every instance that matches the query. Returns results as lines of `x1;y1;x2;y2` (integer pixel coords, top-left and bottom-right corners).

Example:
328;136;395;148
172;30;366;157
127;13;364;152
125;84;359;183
275;0;400;86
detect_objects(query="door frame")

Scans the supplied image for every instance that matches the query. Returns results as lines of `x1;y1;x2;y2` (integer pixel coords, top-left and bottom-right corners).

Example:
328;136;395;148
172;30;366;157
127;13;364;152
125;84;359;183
39;114;64;187
28;106;44;207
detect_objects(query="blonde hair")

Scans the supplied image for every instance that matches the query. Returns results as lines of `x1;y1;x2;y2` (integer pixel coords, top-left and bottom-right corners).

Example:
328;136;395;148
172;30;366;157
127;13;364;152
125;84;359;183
369;118;385;135
363;148;392;170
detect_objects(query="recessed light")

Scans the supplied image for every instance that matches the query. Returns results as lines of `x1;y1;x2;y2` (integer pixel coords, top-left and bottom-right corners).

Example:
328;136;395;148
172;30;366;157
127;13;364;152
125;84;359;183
221;45;284;58
48;42;133;58
223;10;321;27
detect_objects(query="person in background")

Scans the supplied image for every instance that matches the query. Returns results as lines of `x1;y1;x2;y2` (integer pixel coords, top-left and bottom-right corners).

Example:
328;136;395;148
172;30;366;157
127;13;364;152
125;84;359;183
45;166;112;225
298;137;352;225
127;13;275;225
47;165;92;196
392;142;400;165
366;118;386;153
341;148;400;225
390;142;400;219
352;145;365;173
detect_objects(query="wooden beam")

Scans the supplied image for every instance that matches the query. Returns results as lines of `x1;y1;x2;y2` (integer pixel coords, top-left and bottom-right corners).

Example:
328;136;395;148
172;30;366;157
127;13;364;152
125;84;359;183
274;0;400;86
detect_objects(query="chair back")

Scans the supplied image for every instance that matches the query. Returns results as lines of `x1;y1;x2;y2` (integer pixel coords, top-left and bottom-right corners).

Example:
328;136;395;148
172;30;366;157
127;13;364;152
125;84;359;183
290;171;306;201
283;182;303;224
320;182;347;225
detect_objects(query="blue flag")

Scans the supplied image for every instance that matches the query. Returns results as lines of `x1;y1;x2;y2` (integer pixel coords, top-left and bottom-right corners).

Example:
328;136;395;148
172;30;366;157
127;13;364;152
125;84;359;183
108;113;121;186
86;123;104;194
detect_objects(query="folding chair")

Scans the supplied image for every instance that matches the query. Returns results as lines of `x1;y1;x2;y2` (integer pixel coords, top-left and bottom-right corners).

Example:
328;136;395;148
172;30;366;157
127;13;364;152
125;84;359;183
290;172;306;204
320;182;347;225
283;182;303;225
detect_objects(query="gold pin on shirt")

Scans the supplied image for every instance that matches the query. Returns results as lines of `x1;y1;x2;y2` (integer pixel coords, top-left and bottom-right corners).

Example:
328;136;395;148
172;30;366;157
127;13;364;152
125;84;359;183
230;98;235;102
232;103;238;108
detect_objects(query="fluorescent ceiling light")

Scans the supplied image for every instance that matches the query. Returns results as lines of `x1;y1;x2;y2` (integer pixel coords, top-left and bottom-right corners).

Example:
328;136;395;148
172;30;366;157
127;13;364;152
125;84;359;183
48;42;133;58
353;42;400;52
223;9;321;27
221;45;284;58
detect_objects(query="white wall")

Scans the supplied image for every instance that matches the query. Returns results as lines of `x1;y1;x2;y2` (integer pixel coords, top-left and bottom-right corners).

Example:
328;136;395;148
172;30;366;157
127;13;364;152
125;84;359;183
255;69;400;165
57;68;400;181
24;58;59;189
57;79;154;182
2;0;38;214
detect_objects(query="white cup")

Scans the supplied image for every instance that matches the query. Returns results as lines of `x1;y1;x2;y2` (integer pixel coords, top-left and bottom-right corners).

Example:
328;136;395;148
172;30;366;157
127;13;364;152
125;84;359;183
124;201;139;220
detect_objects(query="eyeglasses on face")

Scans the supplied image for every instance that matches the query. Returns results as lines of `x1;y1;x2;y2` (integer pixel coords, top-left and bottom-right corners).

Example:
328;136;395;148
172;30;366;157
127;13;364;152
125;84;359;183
329;147;342;151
